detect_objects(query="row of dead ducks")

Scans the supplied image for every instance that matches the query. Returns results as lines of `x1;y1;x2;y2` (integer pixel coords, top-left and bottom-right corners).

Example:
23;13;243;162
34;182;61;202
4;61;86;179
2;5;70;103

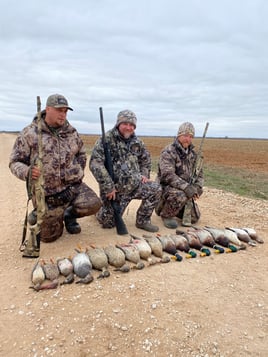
31;226;263;291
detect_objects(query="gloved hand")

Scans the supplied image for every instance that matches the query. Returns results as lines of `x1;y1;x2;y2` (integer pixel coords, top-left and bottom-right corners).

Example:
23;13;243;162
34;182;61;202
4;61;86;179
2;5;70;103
194;185;203;197
184;185;198;198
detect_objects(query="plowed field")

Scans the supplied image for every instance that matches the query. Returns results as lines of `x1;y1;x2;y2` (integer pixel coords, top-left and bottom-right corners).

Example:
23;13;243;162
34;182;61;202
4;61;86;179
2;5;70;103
82;135;268;174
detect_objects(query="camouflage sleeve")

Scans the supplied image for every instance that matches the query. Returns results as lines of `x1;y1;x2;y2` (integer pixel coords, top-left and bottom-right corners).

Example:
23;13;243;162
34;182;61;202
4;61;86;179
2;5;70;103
89;138;115;194
158;148;189;190
9;134;32;181
75;134;87;170
138;141;151;178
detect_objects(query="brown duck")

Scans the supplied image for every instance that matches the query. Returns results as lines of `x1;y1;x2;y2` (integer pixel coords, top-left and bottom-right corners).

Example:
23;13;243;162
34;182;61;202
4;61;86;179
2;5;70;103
104;245;126;268
41;258;60;281
87;246;110;279
142;234;163;258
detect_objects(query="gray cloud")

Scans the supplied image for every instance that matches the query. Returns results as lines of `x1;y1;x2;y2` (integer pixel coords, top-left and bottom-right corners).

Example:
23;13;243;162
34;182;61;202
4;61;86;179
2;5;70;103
1;0;268;138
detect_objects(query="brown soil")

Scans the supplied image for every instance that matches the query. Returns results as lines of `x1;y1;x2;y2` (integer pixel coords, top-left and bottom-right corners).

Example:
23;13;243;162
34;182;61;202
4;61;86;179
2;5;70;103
1;133;267;357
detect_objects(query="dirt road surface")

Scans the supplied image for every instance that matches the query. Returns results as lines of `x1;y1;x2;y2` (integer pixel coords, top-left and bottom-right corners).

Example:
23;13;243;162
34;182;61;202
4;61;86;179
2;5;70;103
1;133;267;357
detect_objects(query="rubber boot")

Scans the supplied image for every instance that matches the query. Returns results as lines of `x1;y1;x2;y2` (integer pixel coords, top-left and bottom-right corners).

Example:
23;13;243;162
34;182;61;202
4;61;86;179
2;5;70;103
135;220;159;233
162;217;178;229
64;206;81;234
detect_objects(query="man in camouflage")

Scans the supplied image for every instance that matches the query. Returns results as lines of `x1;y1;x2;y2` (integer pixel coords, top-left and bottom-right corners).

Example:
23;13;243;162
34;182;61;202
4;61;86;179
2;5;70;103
156;122;204;229
89;110;161;233
9;94;101;242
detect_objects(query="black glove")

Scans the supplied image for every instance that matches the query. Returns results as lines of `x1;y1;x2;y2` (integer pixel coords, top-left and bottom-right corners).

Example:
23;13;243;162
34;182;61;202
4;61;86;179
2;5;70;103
184;185;198;198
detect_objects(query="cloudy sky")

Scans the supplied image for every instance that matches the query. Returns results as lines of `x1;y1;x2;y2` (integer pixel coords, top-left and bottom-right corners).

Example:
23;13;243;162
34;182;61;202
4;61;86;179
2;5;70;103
1;0;268;138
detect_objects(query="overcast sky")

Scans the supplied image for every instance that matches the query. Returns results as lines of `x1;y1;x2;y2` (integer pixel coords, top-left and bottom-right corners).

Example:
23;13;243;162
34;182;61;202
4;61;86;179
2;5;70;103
1;0;268;138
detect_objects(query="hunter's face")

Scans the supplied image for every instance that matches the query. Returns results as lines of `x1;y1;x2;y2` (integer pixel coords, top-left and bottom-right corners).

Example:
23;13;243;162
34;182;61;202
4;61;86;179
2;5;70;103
178;133;193;149
118;122;135;139
45;107;68;128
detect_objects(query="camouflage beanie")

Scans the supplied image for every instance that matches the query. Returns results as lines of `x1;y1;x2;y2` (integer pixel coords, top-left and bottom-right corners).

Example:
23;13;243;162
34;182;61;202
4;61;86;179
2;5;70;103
177;122;195;137
116;110;137;129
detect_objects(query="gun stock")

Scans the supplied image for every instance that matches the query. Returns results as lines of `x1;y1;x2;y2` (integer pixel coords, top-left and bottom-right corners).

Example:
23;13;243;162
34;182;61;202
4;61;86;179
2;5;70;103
99;107;128;235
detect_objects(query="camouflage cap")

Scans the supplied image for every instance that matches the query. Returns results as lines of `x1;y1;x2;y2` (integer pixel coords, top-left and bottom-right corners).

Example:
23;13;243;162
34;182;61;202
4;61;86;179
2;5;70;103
46;94;73;111
116;110;137;128
177;122;195;137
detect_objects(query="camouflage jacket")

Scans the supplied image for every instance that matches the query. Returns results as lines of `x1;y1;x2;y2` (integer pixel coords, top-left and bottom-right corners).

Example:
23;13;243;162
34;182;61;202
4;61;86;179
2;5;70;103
89;127;151;194
157;138;204;190
9;112;87;196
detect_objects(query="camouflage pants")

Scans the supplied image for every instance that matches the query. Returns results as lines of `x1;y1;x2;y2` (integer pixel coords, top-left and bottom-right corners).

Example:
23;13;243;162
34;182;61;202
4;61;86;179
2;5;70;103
97;181;162;228
31;182;101;242
158;186;200;223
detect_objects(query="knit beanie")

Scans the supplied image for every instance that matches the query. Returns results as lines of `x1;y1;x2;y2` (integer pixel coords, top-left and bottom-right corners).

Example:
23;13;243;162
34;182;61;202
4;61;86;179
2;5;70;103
177;122;195;137
116;110;137;128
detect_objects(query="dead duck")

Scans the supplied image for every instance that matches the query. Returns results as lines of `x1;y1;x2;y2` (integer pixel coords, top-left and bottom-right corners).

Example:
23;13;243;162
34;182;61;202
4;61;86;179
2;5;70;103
170;233;190;252
104;245;126;268
223;228;245;247
156;234;177;255
188;227;215;248
57;257;74;277
187;227;224;254
116;243;141;264
203;227;230;247
225;228;256;246
142;234;163;258
30;260;45;290
116;243;145;270
41;258;60;281
87;246;110;279
57;257;75;285
72;248;93;279
176;229;203;250
129;235;152;260
242;227;263;244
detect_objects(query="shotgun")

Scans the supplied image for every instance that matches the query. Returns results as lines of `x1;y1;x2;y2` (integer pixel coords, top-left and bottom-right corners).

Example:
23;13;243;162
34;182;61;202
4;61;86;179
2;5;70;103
99;107;128;235
20;96;46;257
182;122;209;227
